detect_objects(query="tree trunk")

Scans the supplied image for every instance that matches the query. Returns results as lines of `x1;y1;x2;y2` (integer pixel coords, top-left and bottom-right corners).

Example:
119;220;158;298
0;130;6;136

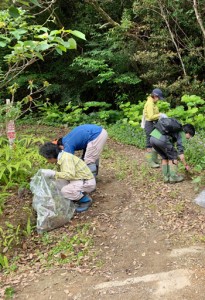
193;0;205;43
158;1;187;77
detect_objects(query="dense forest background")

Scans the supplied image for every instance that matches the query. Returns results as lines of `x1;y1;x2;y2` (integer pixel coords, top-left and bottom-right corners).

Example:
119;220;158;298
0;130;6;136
0;0;204;114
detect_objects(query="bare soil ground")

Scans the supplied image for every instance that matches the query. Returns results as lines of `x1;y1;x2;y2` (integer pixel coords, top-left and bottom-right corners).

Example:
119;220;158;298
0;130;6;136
1;137;205;300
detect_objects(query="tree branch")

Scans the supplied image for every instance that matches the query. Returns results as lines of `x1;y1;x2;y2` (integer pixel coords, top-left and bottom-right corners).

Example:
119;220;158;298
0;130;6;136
193;0;205;42
158;1;187;77
85;0;120;27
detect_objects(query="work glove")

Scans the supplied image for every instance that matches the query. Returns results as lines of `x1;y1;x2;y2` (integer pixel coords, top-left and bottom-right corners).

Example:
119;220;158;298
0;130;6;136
41;169;56;178
159;113;168;119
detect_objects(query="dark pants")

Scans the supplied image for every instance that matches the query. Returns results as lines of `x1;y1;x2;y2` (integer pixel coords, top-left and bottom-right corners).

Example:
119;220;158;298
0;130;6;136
150;136;178;160
145;121;156;149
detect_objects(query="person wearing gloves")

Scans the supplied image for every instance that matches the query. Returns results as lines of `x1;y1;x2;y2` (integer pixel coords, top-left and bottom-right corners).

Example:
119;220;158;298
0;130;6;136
150;120;195;183
39;142;96;213
143;88;166;168
53;124;108;177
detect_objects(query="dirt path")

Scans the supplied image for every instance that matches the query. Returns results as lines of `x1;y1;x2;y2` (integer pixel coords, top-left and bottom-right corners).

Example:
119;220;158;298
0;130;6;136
2;139;205;299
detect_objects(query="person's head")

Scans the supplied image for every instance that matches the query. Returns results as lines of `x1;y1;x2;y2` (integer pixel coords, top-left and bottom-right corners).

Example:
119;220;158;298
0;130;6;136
39;142;61;163
151;88;164;102
183;124;195;139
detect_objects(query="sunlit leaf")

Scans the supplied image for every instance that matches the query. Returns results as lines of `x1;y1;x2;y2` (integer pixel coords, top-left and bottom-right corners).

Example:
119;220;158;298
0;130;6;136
36;42;51;51
29;0;41;7
35;52;44;60
70;30;86;40
55;46;63;55
0;41;7;47
67;38;77;49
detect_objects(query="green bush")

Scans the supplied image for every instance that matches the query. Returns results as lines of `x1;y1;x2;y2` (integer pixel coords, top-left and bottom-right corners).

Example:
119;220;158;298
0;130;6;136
0;135;46;190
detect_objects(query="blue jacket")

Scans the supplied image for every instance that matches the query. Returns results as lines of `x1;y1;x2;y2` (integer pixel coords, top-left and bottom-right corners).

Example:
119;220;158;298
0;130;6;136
62;124;102;154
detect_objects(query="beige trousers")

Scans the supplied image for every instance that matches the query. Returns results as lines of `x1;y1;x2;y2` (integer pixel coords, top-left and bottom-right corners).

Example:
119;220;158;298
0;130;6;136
59;178;96;201
84;128;108;164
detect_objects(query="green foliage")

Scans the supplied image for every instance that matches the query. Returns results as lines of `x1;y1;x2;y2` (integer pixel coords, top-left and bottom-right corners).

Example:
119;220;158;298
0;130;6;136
23;217;32;236
157;101;170;112
108;122;145;149
0;222;21;251
45;224;93;266
184;133;205;169
38;101;122;126
0;135;45;190
119;101;145;126
0;192;9;214
22;207;35;236
0;254;9;269
167;95;205;129
83;101;111;109
4;286;15;299
0;81;50;123
118;94;205;131
0;8;85;80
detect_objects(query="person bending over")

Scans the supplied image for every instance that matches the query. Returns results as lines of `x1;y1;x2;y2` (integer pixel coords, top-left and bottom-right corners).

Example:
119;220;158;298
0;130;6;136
53;124;108;176
150;119;195;183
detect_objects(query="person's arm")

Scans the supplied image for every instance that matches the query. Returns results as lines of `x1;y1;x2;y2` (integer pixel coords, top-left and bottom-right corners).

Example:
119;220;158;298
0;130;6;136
176;132;188;168
176;132;184;155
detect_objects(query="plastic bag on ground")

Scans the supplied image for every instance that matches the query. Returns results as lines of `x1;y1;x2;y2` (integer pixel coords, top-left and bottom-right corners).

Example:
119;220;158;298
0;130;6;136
30;170;75;233
194;189;205;208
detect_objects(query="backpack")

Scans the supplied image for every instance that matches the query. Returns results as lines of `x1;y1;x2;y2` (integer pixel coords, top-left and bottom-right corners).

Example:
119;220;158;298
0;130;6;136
154;118;183;135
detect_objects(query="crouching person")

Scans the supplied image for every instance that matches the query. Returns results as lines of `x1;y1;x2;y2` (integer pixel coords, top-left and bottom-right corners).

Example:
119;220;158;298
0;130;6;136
150;121;195;183
39;142;96;213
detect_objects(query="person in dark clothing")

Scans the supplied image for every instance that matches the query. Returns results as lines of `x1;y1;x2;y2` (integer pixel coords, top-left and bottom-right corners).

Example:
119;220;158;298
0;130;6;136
150;120;195;183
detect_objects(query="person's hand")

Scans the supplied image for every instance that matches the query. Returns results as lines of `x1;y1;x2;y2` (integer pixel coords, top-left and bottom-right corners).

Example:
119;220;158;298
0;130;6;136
185;165;190;171
41;169;56;178
159;113;168;119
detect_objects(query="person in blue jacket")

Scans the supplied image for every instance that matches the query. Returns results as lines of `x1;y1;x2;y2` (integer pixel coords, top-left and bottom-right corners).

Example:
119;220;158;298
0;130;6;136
53;124;108;176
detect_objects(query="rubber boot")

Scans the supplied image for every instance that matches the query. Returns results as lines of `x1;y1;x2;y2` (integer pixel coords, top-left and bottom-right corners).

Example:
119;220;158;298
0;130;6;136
162;164;169;183
75;195;92;213
169;164;184;183
152;150;161;165
145;152;160;168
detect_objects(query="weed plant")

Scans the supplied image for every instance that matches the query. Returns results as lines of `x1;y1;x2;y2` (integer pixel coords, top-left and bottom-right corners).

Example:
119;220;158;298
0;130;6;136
41;223;93;267
0;135;46;191
184;131;205;169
